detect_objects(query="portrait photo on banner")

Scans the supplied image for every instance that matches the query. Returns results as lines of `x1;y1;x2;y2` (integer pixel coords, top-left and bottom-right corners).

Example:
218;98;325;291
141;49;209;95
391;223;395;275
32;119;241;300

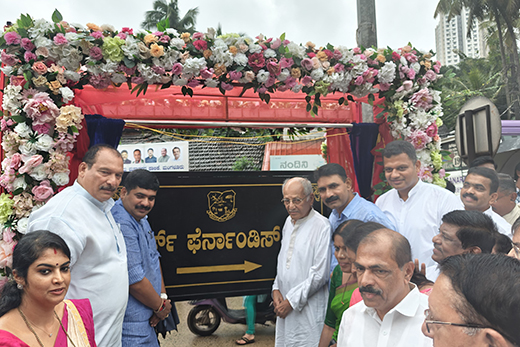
117;142;189;172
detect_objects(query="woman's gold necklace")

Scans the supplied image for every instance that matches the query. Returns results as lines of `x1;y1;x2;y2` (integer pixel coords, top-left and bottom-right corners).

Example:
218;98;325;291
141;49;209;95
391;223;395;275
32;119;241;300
18;307;57;347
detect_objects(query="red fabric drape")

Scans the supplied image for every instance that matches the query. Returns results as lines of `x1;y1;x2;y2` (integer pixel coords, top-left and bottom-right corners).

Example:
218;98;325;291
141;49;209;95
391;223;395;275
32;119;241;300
65;118;90;188
326;128;360;194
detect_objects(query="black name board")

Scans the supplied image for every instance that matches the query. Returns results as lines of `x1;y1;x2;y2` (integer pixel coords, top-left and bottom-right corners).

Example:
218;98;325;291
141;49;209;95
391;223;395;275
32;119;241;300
147;171;329;301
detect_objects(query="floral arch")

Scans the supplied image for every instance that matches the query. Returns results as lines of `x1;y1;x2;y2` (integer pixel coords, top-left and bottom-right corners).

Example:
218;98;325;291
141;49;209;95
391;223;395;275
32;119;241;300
0;11;447;277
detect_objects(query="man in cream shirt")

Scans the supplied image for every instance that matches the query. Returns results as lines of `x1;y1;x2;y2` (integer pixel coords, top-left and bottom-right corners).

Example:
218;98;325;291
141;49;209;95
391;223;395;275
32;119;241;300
28;144;128;347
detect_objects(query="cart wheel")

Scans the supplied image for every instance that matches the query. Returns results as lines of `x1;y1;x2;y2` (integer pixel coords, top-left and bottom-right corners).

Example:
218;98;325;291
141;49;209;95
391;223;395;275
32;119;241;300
187;305;221;336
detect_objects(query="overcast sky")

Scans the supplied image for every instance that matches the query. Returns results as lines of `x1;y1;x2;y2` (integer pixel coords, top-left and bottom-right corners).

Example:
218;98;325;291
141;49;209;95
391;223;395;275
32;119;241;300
1;0;440;53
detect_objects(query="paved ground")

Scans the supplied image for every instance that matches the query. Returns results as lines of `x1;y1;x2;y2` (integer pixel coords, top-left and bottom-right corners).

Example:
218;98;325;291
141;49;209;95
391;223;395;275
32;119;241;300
159;297;276;346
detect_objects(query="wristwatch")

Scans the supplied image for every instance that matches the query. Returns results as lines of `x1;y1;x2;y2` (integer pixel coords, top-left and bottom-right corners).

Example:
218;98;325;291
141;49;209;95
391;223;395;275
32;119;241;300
160;293;168;300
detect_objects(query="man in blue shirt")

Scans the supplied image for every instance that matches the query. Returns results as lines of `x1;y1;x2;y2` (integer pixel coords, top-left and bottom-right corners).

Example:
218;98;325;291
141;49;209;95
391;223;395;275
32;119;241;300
315;163;396;270
112;169;174;347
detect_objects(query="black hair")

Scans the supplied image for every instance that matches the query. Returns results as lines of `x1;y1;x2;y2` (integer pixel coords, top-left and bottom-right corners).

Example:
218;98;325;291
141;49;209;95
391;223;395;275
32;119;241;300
512;216;520;237
497;173;516;194
147;148;154;152
173;147;180;152
493;233;513;255
314;163;347;182
440;254;520;346
445;180;456;193
332;219;364;244
469;156;497;170
466;167;499;194
0;231;71;317
442;210;498;254
358;228;412;268
514;162;520;181
382;140;417;162
122;169;160;192
410;271;433;290
344;221;385;252
134;149;141;154
82;144;121;169
121;150;128;154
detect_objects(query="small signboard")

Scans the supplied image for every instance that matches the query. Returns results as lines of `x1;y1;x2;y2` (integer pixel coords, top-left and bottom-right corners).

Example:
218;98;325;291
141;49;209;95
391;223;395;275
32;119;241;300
117;142;188;172
147;171;330;301
270;155;326;171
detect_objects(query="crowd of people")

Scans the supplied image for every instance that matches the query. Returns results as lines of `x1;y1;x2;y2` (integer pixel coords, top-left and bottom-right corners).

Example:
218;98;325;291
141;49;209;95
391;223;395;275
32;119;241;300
0;140;519;347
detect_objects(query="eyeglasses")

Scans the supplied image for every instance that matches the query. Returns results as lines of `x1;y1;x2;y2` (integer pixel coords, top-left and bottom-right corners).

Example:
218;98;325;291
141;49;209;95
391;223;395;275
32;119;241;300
423;309;490;334
281;197;305;205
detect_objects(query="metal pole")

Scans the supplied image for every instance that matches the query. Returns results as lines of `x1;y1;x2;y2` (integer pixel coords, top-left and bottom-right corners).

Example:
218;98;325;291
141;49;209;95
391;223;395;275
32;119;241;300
357;0;378;48
125;120;354;128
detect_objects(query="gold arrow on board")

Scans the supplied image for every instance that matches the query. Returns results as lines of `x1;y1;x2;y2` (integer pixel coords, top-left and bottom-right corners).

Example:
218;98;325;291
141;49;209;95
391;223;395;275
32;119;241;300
176;261;262;275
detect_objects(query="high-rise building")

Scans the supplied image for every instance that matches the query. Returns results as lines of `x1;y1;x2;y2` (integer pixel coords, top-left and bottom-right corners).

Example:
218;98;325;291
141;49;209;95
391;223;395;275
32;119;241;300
435;8;488;66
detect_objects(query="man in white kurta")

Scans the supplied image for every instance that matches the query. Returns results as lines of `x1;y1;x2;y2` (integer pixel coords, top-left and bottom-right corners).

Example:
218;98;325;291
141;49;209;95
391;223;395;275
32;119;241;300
376;141;463;281
337;228;432;347
272;177;331;347
27;145;128;347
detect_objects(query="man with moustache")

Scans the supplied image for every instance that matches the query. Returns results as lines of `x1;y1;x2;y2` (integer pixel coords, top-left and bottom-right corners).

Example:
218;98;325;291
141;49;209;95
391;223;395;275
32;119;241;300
273;177;331;347
337;228;432;347
112;169;176;346
315;163;395;270
460;167;512;236
27;144;128;347
492;173;520;225
376;140;463;281
157;148;170;163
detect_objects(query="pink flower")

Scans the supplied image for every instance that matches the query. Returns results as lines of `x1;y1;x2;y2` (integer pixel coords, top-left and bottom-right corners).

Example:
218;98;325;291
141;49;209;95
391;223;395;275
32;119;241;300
379;83;391;91
187;79;200;88
4;32;21;45
282;39;290;47
116;32;127;40
267;61;281;76
89;46;103;60
172;63;183;75
333;49;342;60
392;52;401;61
301;75;312;86
411;88;433;110
32;180;55;202
439;169;446;178
131;76;145;84
229;71;242;81
119;65;136;75
307;52;316;58
220;82;234;91
32;123;52;135
0;240;16;269
193;39;208;51
433;61;441;73
334;63;345;73
32;61;48;75
121;27;134;35
404;53;418;63
408;130;432;150
285;77;297;88
159;35;170;43
19;155;44;174
407;68;416;80
89;74;111;89
200;67;213;79
271;38;281;49
10;153;22;170
152;31;164;37
258;86;267;94
424;70;437;81
402;80;413;91
53;33;68;45
23;93;60;125
419;166;433;182
353;47;362;54
3;229;15;243
280;57;294;69
9;75;26;88
21;38;35;51
426;123;438;137
90;31;104;39
354;76;364;85
1;50;19;66
301;58;313;71
248;53;265;71
323;49;334;60
152;66;165;75
193;32;204;40
24;51;36;62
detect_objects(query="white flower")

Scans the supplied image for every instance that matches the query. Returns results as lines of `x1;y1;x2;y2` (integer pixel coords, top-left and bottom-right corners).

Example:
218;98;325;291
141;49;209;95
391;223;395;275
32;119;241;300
174;78;187;86
248;44;262;54
256;70;270;83
35;134;54;152
291;84;303;93
205;78;219;88
165;28;179;36
13;123;32;139
0;66;13;76
59;87;75;103
34;36;52;49
111;73;128;84
16;217;29;234
286;42;306;59
379;61;397;84
234;53;248;66
100;24;115;32
170;38;185;50
52;172;70;186
65;32;80;42
19;141;37;156
2;85;23;115
310;68;324;81
412;62;421;73
12;176;27;191
30;164;48;181
263;49;276;58
64;70;81;82
122;36;139;58
278;69;290;82
206;28;216;40
28;19;54;39
183;57;207;76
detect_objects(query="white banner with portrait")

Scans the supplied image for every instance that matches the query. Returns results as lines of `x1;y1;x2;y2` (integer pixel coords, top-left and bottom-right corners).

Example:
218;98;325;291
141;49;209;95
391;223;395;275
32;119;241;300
117;142;189;172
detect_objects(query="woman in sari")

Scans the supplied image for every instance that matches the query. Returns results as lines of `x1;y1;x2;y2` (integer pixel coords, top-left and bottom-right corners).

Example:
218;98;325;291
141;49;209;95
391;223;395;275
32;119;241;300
0;230;96;346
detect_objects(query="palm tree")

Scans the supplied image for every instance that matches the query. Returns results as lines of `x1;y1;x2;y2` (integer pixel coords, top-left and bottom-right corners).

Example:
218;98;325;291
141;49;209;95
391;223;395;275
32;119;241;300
141;0;199;33
434;0;520;119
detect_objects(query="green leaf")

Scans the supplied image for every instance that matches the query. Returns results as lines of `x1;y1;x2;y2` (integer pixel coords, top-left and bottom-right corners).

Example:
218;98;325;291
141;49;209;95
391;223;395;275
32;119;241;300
312;105;318;114
306;103;312;112
51;9;63;23
280;33;286;41
70;125;79;134
305;95;311;103
338;97;345;105
239;83;253;97
376;110;386;119
347;95;354;102
368;93;375;106
157;18;169;32
187;87;193;97
12;188;24;195
123;57;136;68
264;93;270;104
181;86;187;96
11;115;27;123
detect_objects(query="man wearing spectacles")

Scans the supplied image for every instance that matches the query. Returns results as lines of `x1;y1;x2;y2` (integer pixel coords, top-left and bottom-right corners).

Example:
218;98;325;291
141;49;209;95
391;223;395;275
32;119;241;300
315;163;395;272
272;177;331;347
423;253;520;346
431;210;498;265
508;217;520;259
337;228;432;346
492;174;520;225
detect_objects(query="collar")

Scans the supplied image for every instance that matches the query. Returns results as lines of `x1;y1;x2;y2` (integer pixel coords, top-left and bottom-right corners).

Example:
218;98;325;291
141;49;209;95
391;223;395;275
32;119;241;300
332;192;361;219
292;208;316;226
397;179;422;201
73;180;115;213
362;283;421;320
113;199;148;225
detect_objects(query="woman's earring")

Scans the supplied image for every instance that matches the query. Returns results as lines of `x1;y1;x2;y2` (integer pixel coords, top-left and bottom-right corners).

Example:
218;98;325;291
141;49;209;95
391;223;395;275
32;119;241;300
17;283;23;290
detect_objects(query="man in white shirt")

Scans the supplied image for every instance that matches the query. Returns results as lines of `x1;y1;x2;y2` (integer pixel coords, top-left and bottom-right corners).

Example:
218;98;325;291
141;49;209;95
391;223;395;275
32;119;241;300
337;228;432;347
272;177;331;347
28;144;128;347
492;173;520;225
460;167;512;237
376;141;463;281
